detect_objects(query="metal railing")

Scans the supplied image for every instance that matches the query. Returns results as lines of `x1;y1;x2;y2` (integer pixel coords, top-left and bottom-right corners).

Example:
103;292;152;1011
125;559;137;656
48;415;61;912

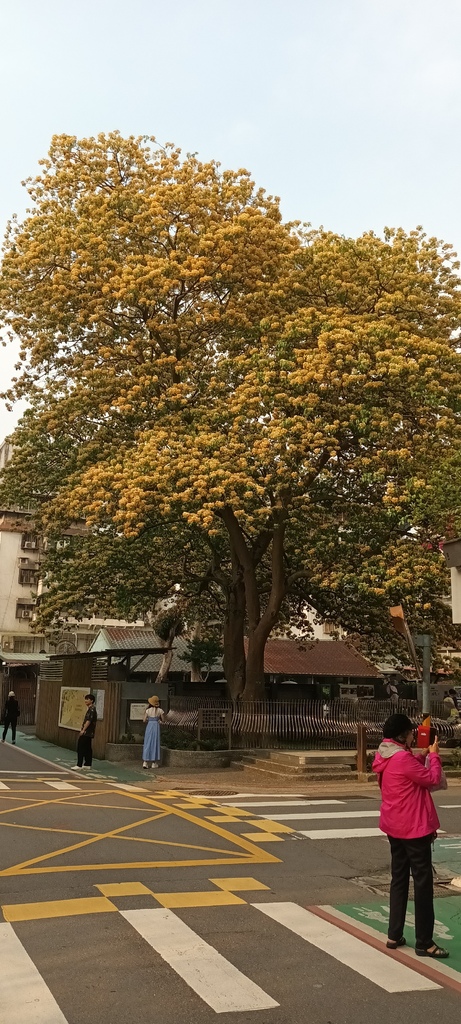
166;698;457;750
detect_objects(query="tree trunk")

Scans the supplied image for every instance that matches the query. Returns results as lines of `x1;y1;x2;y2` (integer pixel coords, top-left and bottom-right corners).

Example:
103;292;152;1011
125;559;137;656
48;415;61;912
154;647;175;686
154;622;178;686
243;629;266;700
190;619;202;682
223;577;246;699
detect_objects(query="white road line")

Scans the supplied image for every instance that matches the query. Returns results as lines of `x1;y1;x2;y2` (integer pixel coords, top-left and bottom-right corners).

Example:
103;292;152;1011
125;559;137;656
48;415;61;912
195;790;317;798
0;781;10;789
0;770;65;774
440;804;461;808
44;781;79;791
260;810;379;821
253;903;439;992
107;783;148;792
222;800;345;808
0;922;69;1022
300;827;384;839
122;908;279;1013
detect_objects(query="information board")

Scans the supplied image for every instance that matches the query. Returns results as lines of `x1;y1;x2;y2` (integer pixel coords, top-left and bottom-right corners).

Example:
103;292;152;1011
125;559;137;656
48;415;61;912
130;702;148;720
58;687;87;731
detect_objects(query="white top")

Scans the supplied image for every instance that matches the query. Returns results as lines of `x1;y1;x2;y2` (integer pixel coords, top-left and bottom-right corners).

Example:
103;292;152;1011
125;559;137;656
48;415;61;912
145;706;164;720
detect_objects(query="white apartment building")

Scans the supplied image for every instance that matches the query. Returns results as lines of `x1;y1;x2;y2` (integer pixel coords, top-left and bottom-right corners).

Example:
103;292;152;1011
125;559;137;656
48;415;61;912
0;439;144;657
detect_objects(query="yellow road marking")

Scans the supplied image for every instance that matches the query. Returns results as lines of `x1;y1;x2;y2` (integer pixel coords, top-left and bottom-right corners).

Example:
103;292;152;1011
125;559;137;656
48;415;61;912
242;833;284;843
0;789;280;875
2;897;117;922
121;792;280;865
206;816;248;823
245;820;295;834
151;890;246;908
0;821;99;838
0;857;260;875
96;882;153;897
0;789;110;817
0;811;170;876
209;877;270;892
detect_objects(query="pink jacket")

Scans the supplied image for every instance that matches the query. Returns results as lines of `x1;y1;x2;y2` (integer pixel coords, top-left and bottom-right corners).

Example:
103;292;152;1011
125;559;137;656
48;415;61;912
372;740;441;839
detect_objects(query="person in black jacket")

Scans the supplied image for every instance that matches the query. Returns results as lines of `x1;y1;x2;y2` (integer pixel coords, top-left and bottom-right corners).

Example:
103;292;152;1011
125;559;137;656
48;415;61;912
2;691;20;744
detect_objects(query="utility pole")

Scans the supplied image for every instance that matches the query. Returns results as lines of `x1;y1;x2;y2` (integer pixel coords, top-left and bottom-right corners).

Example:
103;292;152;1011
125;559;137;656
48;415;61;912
414;634;431;717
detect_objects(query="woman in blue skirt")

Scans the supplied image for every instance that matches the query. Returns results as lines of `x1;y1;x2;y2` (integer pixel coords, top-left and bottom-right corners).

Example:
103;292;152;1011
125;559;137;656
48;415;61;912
142;695;165;769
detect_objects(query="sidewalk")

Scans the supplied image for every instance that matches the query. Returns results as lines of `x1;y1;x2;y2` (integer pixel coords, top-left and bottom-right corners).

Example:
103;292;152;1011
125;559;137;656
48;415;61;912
14;731;461;797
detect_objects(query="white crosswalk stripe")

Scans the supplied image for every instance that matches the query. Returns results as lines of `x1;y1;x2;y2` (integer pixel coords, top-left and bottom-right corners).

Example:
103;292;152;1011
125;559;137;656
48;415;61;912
253;903;440;992
299;827;384;839
121;907;279;1012
0;781;10;789
44;781;79;791
0;922;69;1022
107;783;149;792
223;799;345;808
259;809;379;821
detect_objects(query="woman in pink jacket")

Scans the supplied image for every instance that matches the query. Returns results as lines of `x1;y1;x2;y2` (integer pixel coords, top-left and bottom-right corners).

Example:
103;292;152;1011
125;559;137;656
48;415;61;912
372;713;448;959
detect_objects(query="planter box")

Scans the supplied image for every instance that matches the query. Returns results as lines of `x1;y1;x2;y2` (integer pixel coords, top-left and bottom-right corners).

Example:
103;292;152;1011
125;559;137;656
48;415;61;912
161;748;231;770
106;743;144;762
106;744;231;769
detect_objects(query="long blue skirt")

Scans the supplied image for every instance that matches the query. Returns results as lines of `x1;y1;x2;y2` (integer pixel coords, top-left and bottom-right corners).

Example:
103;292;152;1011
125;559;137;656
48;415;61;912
143;717;161;762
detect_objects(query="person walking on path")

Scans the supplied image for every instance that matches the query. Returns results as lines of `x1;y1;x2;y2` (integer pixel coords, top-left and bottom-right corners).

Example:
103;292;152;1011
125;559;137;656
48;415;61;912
71;694;97;770
142;695;164;769
373;713;449;959
2;691;19;744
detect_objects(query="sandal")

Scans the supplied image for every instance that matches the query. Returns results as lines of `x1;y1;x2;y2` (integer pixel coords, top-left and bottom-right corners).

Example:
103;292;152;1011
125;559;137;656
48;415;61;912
415;944;449;959
386;937;406;949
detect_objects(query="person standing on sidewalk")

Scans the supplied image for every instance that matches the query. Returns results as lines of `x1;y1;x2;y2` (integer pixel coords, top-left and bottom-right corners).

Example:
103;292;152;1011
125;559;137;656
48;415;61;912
142;695;164;769
373;713;448;959
71;694;97;771
2;691;20;744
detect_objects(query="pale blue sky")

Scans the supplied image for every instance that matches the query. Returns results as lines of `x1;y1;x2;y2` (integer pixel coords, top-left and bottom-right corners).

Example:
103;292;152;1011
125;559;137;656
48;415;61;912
1;0;461;436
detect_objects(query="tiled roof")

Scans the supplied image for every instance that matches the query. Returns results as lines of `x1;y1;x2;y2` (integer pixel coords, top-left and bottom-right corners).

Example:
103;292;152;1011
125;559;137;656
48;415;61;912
91;627;380;679
260;639;381;678
90;626;198;674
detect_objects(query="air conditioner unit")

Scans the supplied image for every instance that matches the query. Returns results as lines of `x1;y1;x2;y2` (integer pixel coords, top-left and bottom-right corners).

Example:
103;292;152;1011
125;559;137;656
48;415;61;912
24;541;36;550
2;640;11;650
20;610;32;619
18;557;29;566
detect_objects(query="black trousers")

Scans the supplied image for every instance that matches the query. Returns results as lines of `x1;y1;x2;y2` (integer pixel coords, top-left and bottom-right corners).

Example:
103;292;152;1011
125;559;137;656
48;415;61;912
388;834;434;949
2;716;17;742
77;734;93;767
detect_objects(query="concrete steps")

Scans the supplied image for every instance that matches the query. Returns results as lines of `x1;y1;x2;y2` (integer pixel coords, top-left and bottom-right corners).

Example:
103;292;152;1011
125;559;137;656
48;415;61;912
231;750;358;781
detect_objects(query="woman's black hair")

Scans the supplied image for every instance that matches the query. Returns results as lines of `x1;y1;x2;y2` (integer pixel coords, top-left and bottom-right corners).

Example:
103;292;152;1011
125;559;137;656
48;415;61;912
382;713;413;741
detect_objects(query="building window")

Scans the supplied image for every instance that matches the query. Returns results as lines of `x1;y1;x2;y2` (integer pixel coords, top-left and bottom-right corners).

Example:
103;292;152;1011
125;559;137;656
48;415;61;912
18;568;39;586
21;533;38;551
13;637;34;653
15;603;34;620
323;621;336;635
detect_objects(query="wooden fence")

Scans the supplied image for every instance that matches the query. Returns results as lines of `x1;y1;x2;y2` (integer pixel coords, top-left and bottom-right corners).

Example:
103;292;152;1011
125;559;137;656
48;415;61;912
37;658;121;760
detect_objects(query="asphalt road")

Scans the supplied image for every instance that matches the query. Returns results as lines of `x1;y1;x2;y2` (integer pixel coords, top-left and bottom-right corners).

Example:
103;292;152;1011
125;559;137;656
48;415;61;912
1;742;461;1024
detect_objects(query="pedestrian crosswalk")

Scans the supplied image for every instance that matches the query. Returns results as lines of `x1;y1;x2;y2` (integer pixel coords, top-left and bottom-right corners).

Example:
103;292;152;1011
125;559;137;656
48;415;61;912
0;895;445;1021
212;794;385;841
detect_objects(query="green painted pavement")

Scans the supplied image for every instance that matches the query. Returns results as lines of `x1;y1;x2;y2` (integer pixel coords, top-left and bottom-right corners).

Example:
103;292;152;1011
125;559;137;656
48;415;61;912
335;896;461;971
433;838;461;878
13;731;155;783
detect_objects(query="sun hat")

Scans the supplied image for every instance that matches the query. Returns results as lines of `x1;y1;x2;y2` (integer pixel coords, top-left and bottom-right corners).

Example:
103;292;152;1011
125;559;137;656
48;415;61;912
383;713;414;740
148;695;160;707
